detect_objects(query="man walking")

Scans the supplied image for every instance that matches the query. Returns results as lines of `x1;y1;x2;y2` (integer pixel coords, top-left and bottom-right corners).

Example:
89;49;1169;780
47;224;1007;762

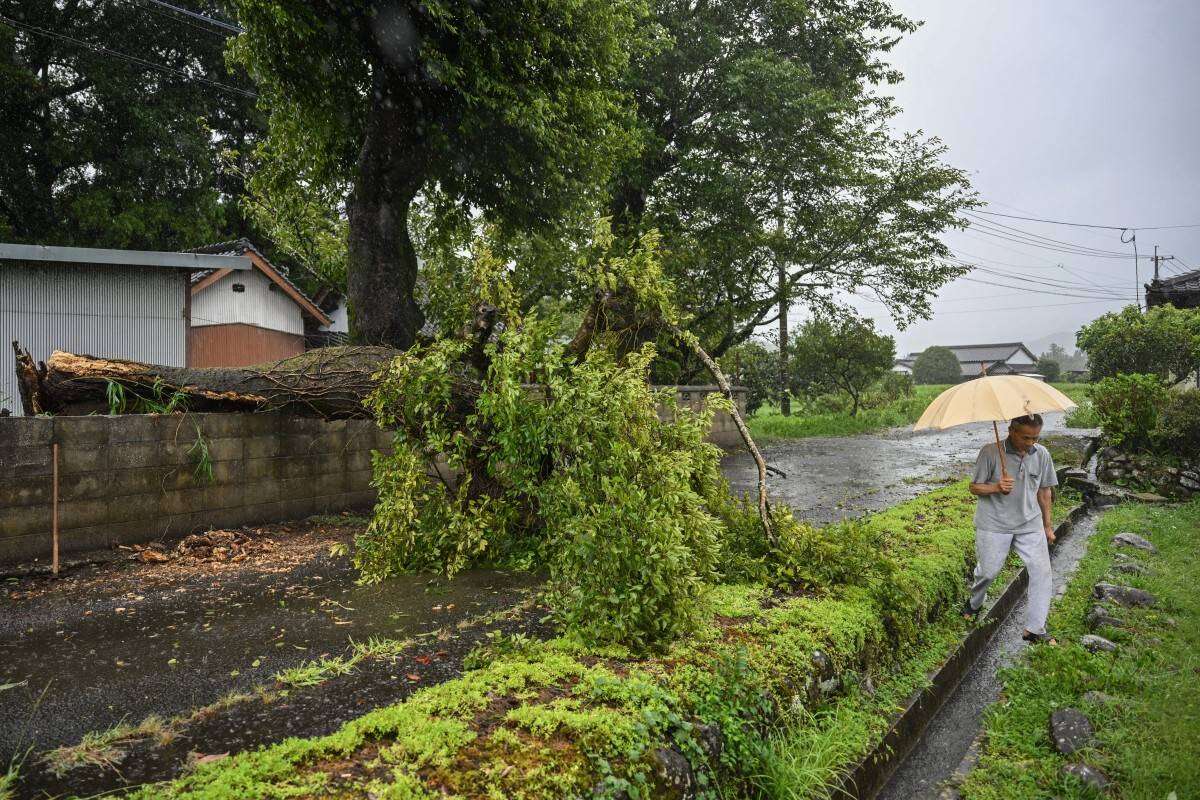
963;414;1059;644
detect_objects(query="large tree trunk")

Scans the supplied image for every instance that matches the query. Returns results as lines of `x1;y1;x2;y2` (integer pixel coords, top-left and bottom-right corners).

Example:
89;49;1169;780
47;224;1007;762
346;104;426;349
12;343;410;419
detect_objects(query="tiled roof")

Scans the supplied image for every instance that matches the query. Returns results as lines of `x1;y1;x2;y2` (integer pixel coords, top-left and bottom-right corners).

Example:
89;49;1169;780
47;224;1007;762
1148;268;1200;293
906;342;1032;364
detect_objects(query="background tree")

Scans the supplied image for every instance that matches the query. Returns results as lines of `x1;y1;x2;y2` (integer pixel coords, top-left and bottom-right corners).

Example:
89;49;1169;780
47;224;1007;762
788;315;895;416
0;0;261;248
605;0;976;380
1036;357;1061;382
1040;342;1088;373
719;340;778;415
912;345;960;385
230;0;642;348
1077;305;1200;386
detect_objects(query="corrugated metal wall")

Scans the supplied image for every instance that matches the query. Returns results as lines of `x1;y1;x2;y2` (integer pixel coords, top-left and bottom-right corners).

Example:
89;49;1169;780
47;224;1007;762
0;261;187;415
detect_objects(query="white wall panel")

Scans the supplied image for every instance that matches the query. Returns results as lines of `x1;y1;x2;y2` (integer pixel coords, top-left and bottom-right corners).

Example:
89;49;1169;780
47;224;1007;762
190;269;303;335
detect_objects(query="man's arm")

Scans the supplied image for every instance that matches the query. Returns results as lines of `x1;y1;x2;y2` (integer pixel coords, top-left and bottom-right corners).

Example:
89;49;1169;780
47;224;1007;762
1038;486;1055;542
969;444;1013;495
969;479;1012;496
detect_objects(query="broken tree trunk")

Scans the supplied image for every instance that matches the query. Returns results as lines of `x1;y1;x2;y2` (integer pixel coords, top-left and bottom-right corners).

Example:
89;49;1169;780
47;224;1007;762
663;321;776;546
11;343;414;419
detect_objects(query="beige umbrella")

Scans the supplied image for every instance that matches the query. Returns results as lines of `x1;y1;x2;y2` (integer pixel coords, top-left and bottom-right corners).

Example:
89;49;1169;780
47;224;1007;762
913;373;1077;477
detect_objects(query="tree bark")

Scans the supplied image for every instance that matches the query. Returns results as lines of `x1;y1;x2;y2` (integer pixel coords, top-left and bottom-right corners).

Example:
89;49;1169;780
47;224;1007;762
12;343;412;419
662;322;776;547
346;103;426;349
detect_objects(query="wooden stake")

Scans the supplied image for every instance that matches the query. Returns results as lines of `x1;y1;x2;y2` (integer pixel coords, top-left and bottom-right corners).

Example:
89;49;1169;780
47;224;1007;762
51;442;60;575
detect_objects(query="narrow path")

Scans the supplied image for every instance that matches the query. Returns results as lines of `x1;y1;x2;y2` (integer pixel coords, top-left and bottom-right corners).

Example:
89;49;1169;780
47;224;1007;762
876;513;1100;800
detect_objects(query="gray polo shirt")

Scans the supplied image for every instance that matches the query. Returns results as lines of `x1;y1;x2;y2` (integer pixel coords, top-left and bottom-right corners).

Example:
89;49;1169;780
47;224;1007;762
972;439;1058;534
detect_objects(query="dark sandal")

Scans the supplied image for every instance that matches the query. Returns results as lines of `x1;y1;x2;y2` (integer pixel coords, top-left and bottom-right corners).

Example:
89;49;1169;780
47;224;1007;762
962;599;982;622
1022;630;1057;645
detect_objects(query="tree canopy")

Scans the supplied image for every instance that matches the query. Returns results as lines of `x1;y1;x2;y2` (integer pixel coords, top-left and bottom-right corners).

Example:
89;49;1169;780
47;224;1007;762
912;346;960;384
604;0;976;377
788;315;895;415
229;0;643;347
0;0;260;249
1077;305;1200;386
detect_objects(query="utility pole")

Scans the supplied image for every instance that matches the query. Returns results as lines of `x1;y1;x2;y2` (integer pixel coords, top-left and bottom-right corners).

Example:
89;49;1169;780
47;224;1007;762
1150;245;1175;282
776;185;790;416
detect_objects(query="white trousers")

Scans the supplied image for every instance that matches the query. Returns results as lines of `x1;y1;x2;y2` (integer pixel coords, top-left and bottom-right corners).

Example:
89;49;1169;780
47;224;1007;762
969;528;1052;635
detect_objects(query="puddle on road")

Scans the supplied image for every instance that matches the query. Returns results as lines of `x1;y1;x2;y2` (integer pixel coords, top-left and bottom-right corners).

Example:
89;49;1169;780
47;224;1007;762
721;412;1092;524
0;560;538;759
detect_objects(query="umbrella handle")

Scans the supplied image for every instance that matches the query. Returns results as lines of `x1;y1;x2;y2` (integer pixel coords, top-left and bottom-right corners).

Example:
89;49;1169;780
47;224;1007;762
992;420;1008;479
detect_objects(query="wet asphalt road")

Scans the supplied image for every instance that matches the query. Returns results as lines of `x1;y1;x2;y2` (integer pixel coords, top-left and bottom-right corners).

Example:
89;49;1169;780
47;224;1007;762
877;513;1100;800
0;555;536;761
721;411;1084;523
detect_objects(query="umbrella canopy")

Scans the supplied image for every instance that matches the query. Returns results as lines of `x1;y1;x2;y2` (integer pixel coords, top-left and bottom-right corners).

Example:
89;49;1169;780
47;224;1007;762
914;375;1077;431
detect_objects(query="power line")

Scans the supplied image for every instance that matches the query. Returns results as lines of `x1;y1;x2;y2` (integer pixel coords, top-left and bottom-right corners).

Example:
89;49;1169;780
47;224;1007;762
964;212;1141;258
127;0;230;38
962;221;1143;260
0;13;256;98
951;260;1131;294
934;297;1122;315
958;275;1131;301
974;209;1200;231
141;0;242;33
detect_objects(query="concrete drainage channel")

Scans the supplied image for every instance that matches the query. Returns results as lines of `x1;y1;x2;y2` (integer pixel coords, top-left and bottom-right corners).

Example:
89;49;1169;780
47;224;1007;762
836;499;1103;800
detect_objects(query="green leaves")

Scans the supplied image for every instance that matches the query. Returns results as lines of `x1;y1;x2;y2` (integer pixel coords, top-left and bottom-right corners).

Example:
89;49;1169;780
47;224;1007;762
1077;304;1200;386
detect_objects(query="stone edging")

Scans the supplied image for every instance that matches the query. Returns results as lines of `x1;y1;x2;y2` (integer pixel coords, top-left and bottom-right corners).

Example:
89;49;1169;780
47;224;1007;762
834;503;1091;800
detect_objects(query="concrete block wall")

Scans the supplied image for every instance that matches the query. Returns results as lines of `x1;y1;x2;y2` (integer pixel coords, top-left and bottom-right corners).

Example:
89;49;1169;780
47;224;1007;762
0;413;391;565
0;386;747;566
665;386;749;449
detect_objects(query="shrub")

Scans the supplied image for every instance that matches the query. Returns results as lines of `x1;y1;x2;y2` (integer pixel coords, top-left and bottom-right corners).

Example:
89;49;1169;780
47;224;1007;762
864;371;915;408
1077;304;1200;385
1064;400;1100;429
912;346;961;384
1091;373;1167;450
1153;389;1200;458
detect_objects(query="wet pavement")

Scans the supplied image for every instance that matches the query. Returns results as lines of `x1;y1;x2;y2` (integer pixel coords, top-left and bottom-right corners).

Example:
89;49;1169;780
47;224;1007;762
877;512;1100;800
721;411;1087;524
0;536;537;762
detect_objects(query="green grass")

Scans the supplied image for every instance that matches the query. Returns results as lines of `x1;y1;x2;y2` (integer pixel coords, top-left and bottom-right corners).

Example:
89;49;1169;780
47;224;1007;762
961;500;1200;800
749;383;1093;441
749;385;950;440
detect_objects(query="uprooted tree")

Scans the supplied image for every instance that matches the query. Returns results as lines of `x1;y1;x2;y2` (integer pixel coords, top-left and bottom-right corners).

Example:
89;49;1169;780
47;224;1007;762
15;227;858;649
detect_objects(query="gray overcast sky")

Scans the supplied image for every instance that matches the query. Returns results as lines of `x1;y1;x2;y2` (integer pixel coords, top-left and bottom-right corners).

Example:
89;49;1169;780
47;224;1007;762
842;0;1200;356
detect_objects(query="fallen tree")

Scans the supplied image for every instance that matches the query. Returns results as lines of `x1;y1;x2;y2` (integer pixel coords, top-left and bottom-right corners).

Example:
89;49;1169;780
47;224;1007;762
12;343;404;419
13;229;781;647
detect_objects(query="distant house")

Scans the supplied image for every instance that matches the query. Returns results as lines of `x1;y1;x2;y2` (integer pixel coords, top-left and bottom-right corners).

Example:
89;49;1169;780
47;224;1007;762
187;239;333;367
894;342;1042;381
0;242;250;415
1146;268;1200;309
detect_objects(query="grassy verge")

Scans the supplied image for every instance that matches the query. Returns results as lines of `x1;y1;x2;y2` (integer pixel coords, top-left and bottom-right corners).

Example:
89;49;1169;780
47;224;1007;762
111;485;1081;800
748;385;949;440
961;500;1200;800
749;383;1092;441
